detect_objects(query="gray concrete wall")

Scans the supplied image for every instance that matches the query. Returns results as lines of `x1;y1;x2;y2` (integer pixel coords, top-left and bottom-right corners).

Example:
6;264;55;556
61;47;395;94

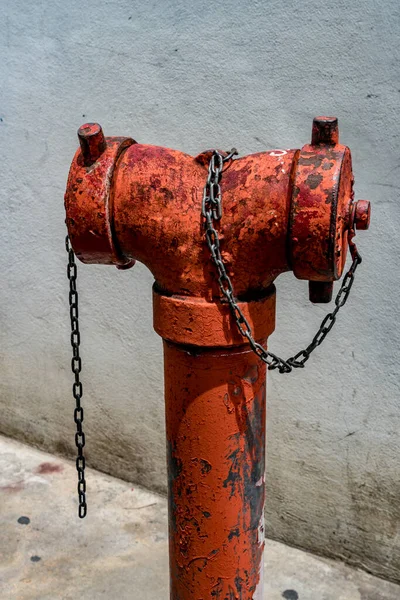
1;0;399;583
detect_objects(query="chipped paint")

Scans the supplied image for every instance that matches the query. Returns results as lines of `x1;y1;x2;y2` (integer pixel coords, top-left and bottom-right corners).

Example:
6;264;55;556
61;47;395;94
165;341;267;598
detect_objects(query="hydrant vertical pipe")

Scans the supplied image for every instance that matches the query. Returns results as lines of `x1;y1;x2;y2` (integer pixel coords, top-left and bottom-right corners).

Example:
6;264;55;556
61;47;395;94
164;340;267;599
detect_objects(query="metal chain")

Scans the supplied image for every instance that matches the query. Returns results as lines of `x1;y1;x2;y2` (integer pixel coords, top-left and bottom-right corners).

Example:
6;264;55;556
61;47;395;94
66;235;87;518
202;150;362;374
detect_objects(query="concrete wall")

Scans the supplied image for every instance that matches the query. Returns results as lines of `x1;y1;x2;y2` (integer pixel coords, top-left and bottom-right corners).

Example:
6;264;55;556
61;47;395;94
1;0;399;583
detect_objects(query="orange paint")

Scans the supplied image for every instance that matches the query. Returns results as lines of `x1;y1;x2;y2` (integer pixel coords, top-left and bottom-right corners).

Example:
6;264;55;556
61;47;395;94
165;339;268;599
153;286;275;347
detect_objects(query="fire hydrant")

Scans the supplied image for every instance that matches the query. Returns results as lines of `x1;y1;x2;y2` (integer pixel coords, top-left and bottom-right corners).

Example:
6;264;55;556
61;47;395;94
65;117;370;599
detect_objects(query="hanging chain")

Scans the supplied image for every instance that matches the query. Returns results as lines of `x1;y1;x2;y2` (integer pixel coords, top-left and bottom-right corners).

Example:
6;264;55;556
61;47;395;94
202;150;362;374
66;235;87;518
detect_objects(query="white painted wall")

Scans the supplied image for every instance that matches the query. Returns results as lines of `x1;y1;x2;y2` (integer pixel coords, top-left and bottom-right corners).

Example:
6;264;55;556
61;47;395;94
1;0;399;583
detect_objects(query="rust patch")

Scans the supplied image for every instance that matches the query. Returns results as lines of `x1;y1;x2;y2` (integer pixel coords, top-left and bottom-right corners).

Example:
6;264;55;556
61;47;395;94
305;173;323;189
36;462;63;474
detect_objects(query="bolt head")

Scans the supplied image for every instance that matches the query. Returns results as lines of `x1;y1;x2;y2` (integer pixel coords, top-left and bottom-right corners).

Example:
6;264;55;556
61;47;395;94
354;200;371;230
309;280;334;303
78;122;106;166
311;117;339;146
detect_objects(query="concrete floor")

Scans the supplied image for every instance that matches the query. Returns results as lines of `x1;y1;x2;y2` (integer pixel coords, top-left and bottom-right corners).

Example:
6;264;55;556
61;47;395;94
0;435;399;600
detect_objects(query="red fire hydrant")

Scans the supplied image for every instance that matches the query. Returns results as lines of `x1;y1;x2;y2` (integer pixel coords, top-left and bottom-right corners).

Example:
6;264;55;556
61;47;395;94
65;117;370;599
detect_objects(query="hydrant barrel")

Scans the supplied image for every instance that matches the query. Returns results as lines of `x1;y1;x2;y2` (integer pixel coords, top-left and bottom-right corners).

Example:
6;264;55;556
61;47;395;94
165;340;268;599
153;286;275;597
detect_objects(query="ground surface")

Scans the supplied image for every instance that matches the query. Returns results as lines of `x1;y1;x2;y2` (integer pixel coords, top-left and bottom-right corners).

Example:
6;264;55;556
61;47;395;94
0;435;399;600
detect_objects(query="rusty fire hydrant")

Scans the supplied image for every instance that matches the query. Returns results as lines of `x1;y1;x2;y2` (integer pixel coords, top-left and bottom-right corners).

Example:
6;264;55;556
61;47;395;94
65;117;370;599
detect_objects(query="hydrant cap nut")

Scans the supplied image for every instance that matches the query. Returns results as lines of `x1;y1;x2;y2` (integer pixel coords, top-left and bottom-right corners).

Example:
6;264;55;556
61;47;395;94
78;122;102;137
78;122;107;165
354;200;371;230
312;116;339;146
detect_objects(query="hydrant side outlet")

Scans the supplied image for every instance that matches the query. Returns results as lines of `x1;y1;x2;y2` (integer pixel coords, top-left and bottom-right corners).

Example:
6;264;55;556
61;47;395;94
65;124;136;269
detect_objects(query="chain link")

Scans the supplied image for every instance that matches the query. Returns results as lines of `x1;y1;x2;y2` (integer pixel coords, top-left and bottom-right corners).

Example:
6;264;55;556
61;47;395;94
66;235;87;518
202;150;362;374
